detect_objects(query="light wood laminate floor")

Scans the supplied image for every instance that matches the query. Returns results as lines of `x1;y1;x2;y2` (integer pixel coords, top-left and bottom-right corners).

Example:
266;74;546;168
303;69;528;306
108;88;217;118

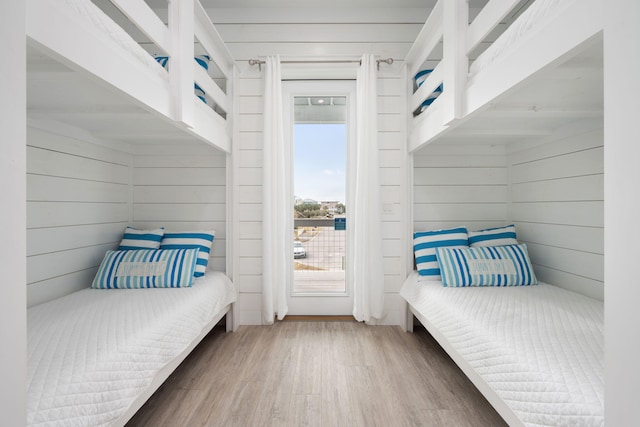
127;322;507;427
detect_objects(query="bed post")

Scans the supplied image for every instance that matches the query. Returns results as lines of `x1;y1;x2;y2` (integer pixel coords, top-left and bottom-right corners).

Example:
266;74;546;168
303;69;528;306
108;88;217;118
168;0;195;127
441;0;468;125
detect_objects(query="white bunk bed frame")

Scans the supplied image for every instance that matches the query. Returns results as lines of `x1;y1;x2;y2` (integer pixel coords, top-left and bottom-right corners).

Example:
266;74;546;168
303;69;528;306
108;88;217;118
406;0;603;152
25;0;234;153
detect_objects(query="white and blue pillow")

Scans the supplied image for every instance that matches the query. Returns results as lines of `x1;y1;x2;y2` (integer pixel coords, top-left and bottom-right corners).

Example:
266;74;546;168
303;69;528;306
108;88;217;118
468;224;518;247
160;230;215;277
414;227;469;280
153;54;211;104
118;226;164;250
436;243;537;287
414;69;443;112
92;248;199;289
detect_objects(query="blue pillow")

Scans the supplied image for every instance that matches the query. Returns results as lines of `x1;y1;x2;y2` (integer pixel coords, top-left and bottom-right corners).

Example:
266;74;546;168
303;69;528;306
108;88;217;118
160;230;215;277
468;224;518;247
92;248;199;289
414;227;469;280
436;243;537;287
118;226;164;250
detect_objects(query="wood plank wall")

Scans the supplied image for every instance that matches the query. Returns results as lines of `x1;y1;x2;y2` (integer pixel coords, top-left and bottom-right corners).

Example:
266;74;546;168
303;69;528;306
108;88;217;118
508;122;604;300
26;126;131;306
413;143;509;233
234;66;409;325
132;144;228;273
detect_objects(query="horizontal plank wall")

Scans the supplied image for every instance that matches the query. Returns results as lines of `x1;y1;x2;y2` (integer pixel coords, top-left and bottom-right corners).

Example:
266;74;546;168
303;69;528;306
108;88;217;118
413;143;509;234
234;66;408;325
379;70;410;326
132;144;227;273
234;70;263;325
26;125;131;307
508;122;604;300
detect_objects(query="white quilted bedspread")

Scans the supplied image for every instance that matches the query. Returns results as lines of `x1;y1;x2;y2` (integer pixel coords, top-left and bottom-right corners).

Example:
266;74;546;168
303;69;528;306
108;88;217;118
27;272;236;427
400;272;603;427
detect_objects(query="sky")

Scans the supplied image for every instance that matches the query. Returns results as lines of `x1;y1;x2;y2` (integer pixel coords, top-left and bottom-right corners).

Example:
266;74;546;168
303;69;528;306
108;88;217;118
294;123;346;204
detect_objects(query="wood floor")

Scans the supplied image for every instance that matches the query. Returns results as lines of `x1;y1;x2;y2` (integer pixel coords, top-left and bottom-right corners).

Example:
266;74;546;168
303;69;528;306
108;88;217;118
126;322;507;427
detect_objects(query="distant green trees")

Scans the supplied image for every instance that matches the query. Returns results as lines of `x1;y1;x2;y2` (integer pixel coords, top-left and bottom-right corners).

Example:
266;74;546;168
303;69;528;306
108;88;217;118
294;202;346;218
295;202;322;218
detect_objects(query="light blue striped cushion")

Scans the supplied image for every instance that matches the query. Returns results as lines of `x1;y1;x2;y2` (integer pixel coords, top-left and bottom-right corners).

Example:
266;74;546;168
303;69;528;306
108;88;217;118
414;227;469;280
160;230;215;277
118;226;164;250
92;248;199;289
468;224;518;247
436;244;537;287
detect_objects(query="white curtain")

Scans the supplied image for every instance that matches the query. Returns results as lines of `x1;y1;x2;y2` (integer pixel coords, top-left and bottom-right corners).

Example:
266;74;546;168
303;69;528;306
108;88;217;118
352;54;385;323
262;55;289;324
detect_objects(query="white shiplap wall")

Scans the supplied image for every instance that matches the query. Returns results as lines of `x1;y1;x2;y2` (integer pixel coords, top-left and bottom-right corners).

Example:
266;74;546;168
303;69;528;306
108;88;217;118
413;143;509;233
234;66;409;325
26;125;131;306
509;122;604;300
132;144;228;273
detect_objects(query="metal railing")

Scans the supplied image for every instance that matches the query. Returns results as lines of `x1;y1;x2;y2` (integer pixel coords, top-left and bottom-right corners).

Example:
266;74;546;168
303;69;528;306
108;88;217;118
294;219;345;272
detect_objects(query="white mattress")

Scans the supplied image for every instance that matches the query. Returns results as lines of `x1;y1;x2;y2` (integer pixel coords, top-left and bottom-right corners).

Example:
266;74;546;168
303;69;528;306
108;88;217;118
62;0;168;82
400;272;604;427
27;272;236;427
470;0;574;75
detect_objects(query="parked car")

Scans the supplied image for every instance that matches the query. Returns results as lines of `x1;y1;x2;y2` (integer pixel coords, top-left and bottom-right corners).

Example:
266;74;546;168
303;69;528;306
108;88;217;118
293;241;306;258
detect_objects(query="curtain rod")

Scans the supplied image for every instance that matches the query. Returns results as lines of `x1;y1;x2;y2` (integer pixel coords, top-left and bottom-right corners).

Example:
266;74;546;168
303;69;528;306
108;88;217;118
248;58;394;71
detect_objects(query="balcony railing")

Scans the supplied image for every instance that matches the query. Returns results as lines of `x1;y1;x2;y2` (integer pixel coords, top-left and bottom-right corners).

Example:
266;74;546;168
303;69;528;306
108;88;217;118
294;219;345;272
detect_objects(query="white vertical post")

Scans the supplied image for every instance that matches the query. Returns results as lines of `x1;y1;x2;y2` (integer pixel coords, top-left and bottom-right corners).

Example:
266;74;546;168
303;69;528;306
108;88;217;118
605;0;640;424
0;1;26;425
168;0;195;127
442;0;468;125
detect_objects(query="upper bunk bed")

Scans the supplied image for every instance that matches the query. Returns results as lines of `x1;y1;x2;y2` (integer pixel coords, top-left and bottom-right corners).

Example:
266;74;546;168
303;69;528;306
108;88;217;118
25;0;235;153
406;0;603;153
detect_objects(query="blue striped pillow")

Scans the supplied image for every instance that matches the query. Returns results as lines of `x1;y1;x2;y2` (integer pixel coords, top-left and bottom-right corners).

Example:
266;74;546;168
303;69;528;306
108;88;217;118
160;230;215;277
118;226;164;250
414;227;469;280
436;244;537;287
154;54;210;104
468;224;518;247
92;248;199;289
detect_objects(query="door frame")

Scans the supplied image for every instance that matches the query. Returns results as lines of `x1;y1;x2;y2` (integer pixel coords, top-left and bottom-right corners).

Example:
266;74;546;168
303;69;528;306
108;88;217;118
282;80;357;316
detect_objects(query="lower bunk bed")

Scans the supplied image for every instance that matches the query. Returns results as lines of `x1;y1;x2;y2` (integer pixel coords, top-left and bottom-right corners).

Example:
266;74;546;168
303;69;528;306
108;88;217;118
27;271;236;426
400;271;604;427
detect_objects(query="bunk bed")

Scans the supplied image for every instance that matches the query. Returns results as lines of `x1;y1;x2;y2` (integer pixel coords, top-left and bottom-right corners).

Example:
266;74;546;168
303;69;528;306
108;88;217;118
404;0;605;424
25;0;234;152
24;1;237;425
406;0;603;151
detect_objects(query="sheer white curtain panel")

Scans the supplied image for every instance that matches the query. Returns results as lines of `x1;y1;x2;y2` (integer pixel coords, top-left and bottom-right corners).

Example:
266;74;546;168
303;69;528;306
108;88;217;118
262;55;290;324
352;54;385;323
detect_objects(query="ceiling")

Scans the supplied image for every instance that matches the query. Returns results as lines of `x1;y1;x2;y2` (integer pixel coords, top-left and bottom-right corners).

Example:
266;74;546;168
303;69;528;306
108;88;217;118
141;0;504;64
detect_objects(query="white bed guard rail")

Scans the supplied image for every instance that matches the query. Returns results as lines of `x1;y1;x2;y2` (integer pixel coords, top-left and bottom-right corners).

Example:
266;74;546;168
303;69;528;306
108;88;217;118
26;0;235;152
405;0;602;152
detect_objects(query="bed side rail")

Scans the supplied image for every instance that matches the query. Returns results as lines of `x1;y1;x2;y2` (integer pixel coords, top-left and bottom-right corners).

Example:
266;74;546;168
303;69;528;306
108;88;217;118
108;0;235;148
406;0;526;151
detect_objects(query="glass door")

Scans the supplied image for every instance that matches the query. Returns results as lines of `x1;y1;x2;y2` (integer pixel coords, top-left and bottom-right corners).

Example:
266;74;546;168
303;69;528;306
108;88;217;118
283;81;355;315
